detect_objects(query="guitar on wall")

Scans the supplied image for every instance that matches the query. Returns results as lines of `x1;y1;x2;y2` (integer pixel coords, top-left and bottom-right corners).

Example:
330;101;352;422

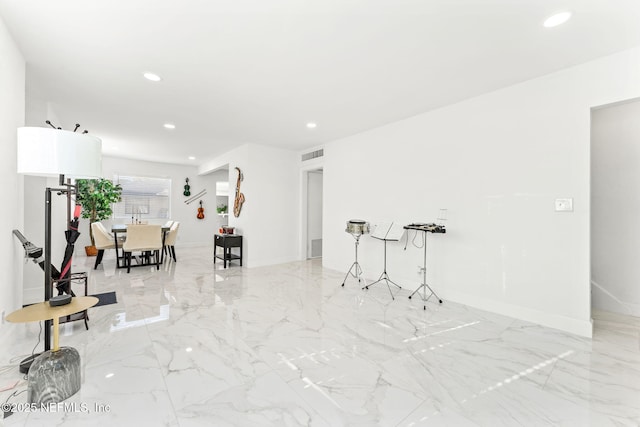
183;178;191;197
197;200;205;219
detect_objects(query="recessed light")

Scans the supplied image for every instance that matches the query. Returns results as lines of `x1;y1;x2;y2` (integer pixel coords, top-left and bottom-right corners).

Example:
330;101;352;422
188;156;196;160
143;72;162;82
543;11;572;28
163;123;176;129
306;122;317;129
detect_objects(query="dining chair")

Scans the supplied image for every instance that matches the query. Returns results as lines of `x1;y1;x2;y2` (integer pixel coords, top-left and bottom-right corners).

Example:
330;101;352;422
162;220;174;258
91;222;116;270
122;224;163;273
164;221;180;262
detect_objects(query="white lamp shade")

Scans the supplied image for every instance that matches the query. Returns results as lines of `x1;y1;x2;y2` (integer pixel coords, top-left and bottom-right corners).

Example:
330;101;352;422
17;127;102;178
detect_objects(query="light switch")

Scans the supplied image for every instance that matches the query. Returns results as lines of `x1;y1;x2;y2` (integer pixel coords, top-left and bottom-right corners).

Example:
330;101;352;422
555;198;573;212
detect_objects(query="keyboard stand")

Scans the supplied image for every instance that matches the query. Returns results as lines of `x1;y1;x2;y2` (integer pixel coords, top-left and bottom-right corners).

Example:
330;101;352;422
405;224;445;309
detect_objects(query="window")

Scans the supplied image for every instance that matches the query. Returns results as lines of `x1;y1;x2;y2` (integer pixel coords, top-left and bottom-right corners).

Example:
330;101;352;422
113;175;171;220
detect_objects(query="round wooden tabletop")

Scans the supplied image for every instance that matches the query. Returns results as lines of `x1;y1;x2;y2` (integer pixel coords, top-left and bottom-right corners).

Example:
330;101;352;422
6;296;99;323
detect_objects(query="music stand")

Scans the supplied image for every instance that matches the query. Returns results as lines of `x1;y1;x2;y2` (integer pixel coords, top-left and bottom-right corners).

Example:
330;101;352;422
363;222;405;299
405;223;446;309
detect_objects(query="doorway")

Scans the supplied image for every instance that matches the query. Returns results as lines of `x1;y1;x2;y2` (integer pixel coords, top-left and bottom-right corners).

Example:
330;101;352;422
215;178;229;227
591;98;640;318
306;169;323;259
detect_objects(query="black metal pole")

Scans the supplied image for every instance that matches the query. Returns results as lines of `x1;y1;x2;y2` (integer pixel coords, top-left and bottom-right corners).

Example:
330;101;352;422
383;239;387;273
44;188;52;351
65;177;71;225
423;230;428;300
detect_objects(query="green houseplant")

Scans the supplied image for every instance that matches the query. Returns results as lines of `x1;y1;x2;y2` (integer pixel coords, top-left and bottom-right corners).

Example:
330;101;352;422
75;178;123;255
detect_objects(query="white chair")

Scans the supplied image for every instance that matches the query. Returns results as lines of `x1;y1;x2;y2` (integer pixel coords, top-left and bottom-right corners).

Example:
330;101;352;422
164;221;180;262
91;222;116;270
122;224;163;273
162;220;174;260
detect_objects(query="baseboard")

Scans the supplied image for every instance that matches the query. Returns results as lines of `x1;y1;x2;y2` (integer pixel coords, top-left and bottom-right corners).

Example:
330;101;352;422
246;255;299;269
174;241;214;249
591;280;640;317
445;289;593;338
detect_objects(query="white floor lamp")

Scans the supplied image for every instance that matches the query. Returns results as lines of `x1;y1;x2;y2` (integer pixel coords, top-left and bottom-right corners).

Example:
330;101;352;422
16;126;102;355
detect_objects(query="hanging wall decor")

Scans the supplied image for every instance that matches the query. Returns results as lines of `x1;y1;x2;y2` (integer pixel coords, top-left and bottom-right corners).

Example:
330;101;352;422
233;167;245;217
197;200;205;219
184;189;206;204
183;178;191;196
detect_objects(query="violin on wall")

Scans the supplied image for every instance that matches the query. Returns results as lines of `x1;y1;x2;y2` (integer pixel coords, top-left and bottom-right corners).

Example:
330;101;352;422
197;200;205;219
183;178;191;197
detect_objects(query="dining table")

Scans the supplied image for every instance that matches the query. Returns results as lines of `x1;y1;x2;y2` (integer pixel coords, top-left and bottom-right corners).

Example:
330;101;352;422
111;223;171;268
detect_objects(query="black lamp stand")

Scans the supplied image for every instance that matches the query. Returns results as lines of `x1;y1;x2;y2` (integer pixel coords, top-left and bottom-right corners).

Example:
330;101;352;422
19;176;75;373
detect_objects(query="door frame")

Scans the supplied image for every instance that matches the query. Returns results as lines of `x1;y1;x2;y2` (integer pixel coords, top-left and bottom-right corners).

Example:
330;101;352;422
300;164;324;260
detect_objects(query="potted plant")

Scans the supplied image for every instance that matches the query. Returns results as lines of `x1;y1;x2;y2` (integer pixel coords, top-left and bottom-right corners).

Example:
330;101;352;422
75;178;123;256
216;204;228;214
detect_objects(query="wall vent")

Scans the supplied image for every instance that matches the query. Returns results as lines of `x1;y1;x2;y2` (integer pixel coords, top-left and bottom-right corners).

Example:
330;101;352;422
311;239;323;258
302;149;324;161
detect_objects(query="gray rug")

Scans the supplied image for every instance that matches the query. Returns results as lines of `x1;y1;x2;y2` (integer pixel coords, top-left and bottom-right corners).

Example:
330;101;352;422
89;291;117;307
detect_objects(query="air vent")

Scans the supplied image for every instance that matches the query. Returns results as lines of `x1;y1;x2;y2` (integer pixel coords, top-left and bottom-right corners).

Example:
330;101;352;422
311;239;322;258
301;149;324;161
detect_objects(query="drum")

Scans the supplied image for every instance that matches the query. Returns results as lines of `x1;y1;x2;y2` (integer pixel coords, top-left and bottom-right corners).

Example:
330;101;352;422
345;220;370;236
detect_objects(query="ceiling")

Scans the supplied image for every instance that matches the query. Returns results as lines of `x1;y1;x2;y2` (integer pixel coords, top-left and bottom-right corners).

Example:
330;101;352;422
1;1;640;166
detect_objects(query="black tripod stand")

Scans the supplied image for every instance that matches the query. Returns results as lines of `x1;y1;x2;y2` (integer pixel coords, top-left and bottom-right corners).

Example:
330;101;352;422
363;237;401;299
406;224;445;309
341;233;367;287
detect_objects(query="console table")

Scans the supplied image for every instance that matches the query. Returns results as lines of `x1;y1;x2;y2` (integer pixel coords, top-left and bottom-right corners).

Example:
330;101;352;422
214;234;243;268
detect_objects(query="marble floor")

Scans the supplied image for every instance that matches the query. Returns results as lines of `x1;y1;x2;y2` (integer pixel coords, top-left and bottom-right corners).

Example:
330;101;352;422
0;246;639;426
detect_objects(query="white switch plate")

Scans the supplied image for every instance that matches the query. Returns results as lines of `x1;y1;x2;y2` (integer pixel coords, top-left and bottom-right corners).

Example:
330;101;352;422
555;198;573;212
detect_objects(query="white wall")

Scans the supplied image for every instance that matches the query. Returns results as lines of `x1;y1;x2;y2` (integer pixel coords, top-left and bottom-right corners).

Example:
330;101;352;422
0;16;24;319
22;176;44;303
201;143;249;249
200;143;300;267
323;46;640;337
591;99;640;317
75;156;222;249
